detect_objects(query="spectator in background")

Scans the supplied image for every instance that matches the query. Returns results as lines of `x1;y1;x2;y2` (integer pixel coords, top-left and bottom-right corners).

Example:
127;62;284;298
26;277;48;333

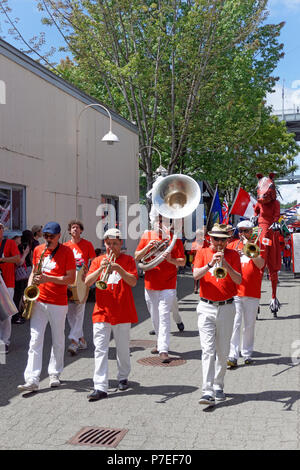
31;225;43;250
12;230;35;324
283;236;292;271
0;222;21;353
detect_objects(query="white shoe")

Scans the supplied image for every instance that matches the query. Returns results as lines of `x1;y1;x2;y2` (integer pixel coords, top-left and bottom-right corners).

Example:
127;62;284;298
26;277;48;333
78;338;87;350
68;342;78;356
49;375;61;388
17;382;38;392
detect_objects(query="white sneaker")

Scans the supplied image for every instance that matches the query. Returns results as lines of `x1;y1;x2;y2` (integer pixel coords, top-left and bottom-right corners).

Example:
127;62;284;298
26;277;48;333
78;338;87;350
49;375;61;388
68;342;78;356
17;382;39;392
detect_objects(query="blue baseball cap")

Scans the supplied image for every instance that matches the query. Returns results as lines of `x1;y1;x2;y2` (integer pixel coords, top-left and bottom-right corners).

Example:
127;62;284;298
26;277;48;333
42;222;61;235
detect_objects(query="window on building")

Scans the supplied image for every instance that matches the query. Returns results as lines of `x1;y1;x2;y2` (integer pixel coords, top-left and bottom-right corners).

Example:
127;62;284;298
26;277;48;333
0;183;25;231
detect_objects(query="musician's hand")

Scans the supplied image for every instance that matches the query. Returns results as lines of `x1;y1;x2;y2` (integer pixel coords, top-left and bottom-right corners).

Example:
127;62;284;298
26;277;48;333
162;252;172;263
270;222;281;231
212;251;223;265
33;273;48;284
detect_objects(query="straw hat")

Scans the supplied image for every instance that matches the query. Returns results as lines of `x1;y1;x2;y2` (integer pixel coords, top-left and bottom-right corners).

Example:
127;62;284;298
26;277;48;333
208;223;231;238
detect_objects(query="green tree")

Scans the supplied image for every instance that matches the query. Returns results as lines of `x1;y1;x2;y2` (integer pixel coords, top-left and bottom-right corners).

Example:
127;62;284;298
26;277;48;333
2;0;299;202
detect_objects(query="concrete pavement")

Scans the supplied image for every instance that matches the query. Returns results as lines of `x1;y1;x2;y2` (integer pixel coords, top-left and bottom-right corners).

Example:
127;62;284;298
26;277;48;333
0;269;299;450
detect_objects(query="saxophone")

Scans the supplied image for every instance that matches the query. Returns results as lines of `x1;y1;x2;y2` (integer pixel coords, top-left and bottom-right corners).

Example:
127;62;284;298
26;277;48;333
22;244;48;320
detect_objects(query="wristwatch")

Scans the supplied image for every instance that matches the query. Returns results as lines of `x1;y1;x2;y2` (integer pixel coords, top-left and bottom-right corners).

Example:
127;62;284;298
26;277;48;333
207;262;213;268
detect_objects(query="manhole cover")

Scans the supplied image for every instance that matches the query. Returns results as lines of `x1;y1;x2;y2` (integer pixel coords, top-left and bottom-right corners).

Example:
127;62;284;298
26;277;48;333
68;426;128;448
130;339;157;348
137;356;186;367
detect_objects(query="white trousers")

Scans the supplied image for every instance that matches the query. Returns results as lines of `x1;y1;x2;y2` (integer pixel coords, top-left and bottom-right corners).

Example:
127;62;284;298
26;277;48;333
197;300;236;396
24;302;68;385
145;288;176;353
171;296;183;324
67;302;86;342
0;287;14;346
229;296;259;360
93;322;131;393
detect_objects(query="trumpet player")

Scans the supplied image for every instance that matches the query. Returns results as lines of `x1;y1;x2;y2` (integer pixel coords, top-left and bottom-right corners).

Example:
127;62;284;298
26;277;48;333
193;223;242;406
85;228;138;402
18;222;76;392
227;220;265;368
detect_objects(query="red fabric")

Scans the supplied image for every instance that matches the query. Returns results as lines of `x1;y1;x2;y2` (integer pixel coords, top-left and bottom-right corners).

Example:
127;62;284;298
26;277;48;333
33;243;76;305
193;246;241;301
64;238;96;267
0;239;19;288
136;231;185;290
88;253;138;325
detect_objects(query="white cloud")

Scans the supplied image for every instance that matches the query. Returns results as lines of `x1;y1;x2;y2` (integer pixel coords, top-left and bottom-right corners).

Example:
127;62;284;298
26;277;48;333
266;83;300;111
270;0;300;10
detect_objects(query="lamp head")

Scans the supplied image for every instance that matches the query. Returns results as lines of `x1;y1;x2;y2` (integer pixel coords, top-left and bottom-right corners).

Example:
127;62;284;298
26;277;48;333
101;130;120;145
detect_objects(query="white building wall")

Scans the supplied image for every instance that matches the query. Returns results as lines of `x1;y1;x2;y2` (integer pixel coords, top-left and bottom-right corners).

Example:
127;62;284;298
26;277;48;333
0;47;139;255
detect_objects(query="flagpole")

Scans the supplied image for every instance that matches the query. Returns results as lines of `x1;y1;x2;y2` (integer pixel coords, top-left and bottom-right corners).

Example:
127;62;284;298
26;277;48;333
207;184;218;225
228;185;240;216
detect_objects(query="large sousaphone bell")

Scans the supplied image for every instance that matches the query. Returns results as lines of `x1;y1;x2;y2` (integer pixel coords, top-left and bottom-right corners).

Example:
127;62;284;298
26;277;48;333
138;174;201;271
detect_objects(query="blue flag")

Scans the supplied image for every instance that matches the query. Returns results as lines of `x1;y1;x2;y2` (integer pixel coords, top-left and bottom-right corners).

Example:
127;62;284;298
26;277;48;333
210;188;223;224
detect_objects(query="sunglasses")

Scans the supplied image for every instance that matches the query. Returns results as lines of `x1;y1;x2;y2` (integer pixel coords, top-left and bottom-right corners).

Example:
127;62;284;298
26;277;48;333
239;229;251;233
43;233;57;239
212;236;228;242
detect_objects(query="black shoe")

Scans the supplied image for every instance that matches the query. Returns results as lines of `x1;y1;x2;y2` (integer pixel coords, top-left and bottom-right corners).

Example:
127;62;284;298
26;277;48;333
118;380;128;391
11;315;25;324
87;390;108;401
198;395;215;406
149;330;156;335
177;322;184;332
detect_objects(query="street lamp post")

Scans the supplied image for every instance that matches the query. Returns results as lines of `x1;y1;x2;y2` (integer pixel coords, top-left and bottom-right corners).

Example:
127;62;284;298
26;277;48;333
75;103;119;218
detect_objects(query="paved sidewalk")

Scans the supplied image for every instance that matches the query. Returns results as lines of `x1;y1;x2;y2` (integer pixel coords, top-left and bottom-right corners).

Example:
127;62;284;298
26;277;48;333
0;269;299;450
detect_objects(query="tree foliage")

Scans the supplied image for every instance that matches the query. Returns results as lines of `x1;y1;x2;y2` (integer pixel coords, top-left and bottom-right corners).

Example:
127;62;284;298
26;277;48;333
1;0;299;201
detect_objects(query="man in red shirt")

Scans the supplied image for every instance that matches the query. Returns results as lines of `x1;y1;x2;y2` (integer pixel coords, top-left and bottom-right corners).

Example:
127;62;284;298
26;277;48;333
18;222;76;392
0;223;20;353
135;221;185;363
64;219;96;355
85;228;138;401
227;220;265;368
193;223;242;406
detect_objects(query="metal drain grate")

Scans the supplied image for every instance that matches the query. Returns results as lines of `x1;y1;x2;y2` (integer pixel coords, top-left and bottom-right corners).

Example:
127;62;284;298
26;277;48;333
68;426;128;448
130;339;157;349
137;356;186;367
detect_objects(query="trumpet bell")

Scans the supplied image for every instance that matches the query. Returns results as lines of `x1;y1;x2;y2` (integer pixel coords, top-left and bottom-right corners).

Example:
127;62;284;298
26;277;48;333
213;267;227;279
152;174;201;220
243;243;260;258
96;280;107;290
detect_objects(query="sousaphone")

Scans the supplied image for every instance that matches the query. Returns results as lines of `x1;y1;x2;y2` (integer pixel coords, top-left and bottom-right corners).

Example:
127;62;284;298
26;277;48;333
139;174;201;271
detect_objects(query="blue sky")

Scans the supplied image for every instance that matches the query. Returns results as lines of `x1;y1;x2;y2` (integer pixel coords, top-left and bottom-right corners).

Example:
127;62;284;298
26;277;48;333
0;0;299;203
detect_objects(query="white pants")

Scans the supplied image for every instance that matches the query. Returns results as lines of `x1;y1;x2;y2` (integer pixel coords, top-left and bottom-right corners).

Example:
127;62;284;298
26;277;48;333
24;302;68;385
0;287;14;346
145;288;176;353
93;322;131;393
67;302;86;342
229;296;259;360
197;300;236;396
172;296;183;324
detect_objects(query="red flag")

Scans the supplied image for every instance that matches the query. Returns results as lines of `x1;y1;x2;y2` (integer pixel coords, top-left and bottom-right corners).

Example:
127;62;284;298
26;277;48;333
230;188;257;219
222;198;229;224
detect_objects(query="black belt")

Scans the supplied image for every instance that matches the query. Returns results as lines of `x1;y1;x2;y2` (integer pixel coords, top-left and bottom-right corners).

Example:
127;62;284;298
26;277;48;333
200;297;234;306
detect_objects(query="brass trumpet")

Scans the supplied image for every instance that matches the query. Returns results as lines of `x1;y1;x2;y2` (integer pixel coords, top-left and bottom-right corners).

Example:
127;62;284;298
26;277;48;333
213;250;227;279
242;228;262;259
96;250;116;290
22;245;48;320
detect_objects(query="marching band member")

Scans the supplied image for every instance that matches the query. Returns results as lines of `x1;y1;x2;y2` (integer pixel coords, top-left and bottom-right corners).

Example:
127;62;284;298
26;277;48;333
135;218;185;363
18;222;76;392
193;223;242;406
0;222;20;353
64;219;96;355
227;220;265;368
85;228;138;402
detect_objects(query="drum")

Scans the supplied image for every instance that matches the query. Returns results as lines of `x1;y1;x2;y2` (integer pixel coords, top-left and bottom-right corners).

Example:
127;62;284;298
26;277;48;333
67;266;89;304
